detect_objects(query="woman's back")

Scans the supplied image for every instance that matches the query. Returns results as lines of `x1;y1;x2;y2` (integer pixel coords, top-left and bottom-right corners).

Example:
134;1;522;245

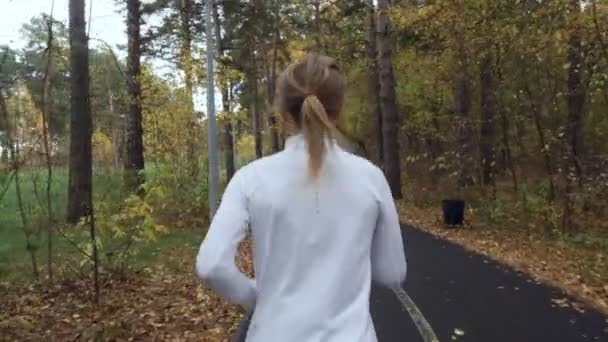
195;54;406;342
249;135;403;341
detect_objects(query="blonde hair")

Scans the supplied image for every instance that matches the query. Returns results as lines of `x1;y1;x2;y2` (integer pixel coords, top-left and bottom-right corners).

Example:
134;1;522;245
277;55;346;177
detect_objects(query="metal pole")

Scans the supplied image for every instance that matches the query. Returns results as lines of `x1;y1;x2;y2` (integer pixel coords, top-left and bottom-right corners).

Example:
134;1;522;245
206;0;219;217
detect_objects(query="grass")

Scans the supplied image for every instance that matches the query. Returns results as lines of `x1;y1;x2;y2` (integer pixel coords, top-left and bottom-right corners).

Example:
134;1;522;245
0;167;119;281
1;167;66;281
562;232;608;251
0;165;207;283
135;229;203;270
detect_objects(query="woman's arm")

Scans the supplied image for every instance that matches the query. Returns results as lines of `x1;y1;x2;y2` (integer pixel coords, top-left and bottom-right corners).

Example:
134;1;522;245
371;169;407;289
196;170;256;308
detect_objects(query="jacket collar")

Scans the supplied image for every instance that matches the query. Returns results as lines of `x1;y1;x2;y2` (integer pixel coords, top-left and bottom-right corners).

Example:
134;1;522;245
284;134;337;150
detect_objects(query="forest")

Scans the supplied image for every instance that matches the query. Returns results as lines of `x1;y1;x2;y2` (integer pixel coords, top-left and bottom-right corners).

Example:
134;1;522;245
1;0;607;340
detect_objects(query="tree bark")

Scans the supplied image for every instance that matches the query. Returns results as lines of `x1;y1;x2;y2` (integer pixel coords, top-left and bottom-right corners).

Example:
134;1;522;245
212;0;235;181
180;0;198;178
428;115;444;189
67;0;93;224
367;0;383;167
108;89;123;169
499;107;517;191
565;0;586;186
377;0;402;199
494;47;518;192
268;24;281;153
180;0;194;108
480;53;496;188
523;78;556;201
561;0;587;232
313;0;322;52
222;86;235;182
42;12;55;282
87;188;100;304
250;53;263;159
454;33;475;188
250;2;263;159
125;0;145;191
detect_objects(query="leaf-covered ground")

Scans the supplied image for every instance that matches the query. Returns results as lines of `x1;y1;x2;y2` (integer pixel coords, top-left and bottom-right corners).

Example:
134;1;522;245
398;202;608;315
3;202;607;341
0;240;255;341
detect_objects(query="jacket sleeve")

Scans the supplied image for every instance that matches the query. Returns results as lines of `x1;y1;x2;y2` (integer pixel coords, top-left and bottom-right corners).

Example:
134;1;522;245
371;169;407;288
195;169;256;308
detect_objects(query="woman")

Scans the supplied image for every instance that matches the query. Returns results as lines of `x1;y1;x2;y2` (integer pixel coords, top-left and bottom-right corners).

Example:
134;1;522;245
196;54;406;342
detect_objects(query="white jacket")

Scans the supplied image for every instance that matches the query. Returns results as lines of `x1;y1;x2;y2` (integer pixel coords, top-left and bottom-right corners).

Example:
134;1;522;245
196;134;407;342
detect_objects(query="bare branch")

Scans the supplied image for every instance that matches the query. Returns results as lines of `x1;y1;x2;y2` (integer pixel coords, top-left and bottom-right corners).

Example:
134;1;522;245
90;38;127;82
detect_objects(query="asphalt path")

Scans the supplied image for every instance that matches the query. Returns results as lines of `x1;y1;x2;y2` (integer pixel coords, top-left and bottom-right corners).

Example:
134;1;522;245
376;226;608;342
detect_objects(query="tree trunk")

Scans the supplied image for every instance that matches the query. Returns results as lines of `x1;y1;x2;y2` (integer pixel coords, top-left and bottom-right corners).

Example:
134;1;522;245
591;0;608;107
248;0;263;159
514;107;528;160
250;54;263;159
454;34;475;188
87;190;100;304
523;78;556;201
212;0;235;181
180;0;194;108
367;0;383;167
561;0;587;232
377;0;402;199
222;86;235;182
480;53;496;189
428;115;444;189
495;47;518;192
268;25;281;153
499;106;518;192
42;14;55;282
313;0;322;52
180;0;198;179
108;89;122;169
212;0;222;53
67;0;93;224
125;0;145;191
566;0;586;186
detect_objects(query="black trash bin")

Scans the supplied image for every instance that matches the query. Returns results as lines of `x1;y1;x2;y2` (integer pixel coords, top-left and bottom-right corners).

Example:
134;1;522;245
442;199;465;226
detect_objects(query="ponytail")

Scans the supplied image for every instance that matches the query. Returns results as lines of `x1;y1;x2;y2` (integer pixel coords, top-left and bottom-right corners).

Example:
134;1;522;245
277;54;346;178
301;94;336;177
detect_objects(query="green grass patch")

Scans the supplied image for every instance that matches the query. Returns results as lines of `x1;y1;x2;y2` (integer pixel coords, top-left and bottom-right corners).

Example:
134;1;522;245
134;229;203;270
0;165;209;283
0;167;121;282
562;232;608;251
